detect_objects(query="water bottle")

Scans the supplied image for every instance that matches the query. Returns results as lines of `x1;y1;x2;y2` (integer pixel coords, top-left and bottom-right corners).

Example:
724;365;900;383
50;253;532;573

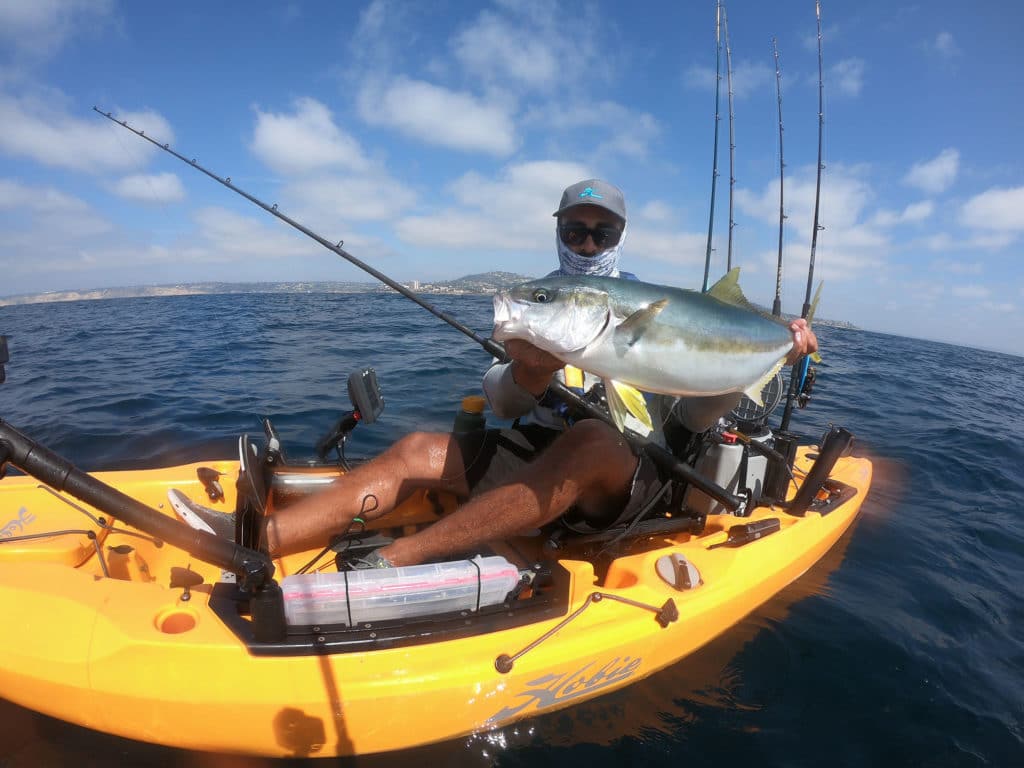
452;395;487;433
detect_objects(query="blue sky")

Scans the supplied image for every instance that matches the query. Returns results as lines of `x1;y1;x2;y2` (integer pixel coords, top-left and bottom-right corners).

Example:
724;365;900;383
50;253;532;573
1;1;1022;355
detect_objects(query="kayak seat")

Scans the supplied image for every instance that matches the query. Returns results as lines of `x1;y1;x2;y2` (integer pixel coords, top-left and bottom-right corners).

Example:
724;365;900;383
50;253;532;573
0;479;109;567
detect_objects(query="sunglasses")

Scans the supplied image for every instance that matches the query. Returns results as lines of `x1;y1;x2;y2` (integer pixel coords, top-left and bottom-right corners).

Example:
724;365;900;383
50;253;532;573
559;223;623;249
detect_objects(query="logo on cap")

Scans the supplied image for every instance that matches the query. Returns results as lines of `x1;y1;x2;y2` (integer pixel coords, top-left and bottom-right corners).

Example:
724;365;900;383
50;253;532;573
578;187;603;200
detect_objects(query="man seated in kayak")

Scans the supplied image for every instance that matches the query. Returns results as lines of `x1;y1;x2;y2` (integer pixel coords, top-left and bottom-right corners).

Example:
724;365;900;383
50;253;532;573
188;179;816;567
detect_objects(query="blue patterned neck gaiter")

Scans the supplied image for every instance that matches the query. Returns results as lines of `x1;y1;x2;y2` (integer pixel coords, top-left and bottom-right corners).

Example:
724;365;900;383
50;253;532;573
553;224;627;277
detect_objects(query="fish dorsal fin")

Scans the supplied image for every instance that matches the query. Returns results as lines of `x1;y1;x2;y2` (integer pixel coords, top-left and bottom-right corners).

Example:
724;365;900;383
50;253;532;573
614;298;669;348
604;379;653;433
707;268;760;313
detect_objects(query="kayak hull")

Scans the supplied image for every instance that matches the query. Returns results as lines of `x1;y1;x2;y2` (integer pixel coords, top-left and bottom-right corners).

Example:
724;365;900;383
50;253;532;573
0;448;871;757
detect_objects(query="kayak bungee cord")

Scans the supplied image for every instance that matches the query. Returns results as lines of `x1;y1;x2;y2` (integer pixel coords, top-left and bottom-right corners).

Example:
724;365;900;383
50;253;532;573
92;107;744;513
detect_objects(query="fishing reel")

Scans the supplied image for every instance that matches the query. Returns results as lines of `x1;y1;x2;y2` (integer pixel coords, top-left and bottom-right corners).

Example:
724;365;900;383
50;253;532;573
729;371;786;432
797;364;817;408
0;335;8;385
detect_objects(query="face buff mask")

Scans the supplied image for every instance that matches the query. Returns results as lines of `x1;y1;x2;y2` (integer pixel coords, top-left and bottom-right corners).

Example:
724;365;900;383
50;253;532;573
554;224;628;278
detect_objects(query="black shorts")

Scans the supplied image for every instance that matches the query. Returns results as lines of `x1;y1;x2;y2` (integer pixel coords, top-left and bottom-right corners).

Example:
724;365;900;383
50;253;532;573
452;424;673;533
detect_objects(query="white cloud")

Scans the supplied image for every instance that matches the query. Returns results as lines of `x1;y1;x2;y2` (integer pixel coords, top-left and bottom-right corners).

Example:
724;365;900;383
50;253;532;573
524;99;661;161
453;161;591;216
917;230;1014;252
901;200;934;222
736;165;873;235
637;201;676;223
358;76;517;156
830;58;865;96
250;99;370;176
930;31;960;59
0;178;111;238
283;174;417;224
395;209;499;250
960;186;1024;232
395;160;588;251
904;148;959;194
685;60;773;99
0;0;113;60
803;23;841;52
111;172;185;204
452;1;613;93
733;165;892;287
193;207;318;260
872;200;934;227
981;300;1015;313
0;177;86;213
930;259;982;275
0;94;171;174
452;10;558;90
952;284;990;300
627;228;707;268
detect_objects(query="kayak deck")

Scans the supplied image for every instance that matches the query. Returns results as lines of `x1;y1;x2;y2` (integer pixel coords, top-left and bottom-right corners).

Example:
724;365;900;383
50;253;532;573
0;446;872;757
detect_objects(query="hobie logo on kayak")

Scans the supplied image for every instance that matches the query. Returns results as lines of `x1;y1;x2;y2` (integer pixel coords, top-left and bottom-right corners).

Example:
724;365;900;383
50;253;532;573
1;507;36;539
489;656;642;722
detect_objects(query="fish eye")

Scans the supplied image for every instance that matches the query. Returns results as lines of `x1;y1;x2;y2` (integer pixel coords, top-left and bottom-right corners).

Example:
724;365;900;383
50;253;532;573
532;288;552;303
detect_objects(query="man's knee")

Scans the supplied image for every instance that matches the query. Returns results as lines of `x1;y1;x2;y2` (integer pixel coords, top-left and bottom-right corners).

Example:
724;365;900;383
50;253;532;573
391;431;449;457
545;419;636;480
388;431;464;486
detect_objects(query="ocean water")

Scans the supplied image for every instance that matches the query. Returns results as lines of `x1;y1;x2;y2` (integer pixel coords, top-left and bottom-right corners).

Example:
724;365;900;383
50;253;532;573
0;292;1021;767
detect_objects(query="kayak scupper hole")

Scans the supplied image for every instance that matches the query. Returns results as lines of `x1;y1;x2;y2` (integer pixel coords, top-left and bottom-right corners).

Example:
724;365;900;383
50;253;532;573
155;608;198;634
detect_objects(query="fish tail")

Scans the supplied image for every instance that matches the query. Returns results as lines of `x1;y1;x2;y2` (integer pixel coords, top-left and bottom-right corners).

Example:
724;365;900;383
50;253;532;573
806;281;824;363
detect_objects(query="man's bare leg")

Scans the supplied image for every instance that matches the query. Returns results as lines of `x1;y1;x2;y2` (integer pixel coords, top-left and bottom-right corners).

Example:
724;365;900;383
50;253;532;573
265;431;470;556
380;420;638;566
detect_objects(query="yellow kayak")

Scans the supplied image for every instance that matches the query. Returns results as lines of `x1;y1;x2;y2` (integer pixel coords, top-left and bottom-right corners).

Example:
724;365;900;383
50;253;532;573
0;420;871;758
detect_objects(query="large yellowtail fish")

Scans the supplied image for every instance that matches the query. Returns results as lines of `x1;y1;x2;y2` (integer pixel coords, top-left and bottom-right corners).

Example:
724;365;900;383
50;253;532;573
492;269;819;431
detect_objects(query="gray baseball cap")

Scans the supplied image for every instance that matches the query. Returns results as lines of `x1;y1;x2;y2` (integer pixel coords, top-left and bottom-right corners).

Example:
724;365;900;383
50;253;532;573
552;179;627;222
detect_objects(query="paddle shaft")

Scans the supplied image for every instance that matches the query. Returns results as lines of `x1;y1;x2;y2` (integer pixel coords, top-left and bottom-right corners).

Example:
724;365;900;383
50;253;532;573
0;419;274;586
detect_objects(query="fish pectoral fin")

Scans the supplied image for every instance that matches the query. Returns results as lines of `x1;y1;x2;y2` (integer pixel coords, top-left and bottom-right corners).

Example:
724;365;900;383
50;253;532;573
605;379;653;434
743;358;786;407
614;299;669;348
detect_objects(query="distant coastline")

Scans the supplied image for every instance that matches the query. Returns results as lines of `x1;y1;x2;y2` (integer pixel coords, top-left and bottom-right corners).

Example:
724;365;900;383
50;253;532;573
0;271;532;306
0;270;858;329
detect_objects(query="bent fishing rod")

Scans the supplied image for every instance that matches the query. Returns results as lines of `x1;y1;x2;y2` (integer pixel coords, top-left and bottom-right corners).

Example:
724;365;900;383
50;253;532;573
93;107;744;512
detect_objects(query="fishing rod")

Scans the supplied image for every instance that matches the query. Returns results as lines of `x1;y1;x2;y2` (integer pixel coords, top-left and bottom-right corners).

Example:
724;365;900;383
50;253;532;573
701;0;723;294
805;0;827;319
93;107;745;512
779;0;826;433
771;36;786;318
90;108;499;362
723;2;737;271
